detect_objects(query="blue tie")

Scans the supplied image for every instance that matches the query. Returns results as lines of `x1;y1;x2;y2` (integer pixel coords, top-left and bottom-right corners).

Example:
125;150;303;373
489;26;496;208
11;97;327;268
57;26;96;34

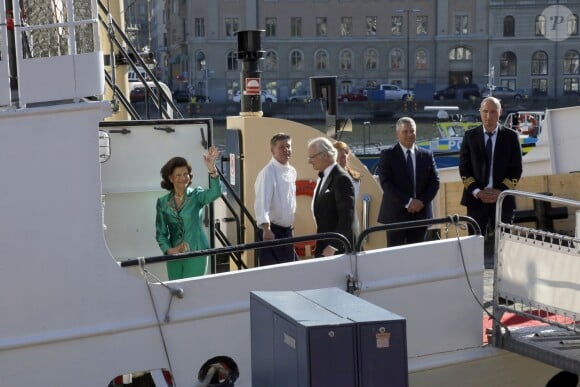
485;132;494;184
406;149;415;193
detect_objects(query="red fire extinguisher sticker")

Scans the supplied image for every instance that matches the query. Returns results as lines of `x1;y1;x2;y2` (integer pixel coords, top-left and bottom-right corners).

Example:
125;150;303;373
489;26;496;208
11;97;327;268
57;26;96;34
245;78;260;95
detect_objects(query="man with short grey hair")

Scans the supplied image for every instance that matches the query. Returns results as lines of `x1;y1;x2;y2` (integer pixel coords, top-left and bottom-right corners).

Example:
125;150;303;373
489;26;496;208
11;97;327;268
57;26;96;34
307;137;355;257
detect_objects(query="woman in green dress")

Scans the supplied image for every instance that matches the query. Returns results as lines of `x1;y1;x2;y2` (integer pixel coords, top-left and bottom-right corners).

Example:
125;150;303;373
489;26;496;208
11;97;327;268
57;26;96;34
155;147;222;280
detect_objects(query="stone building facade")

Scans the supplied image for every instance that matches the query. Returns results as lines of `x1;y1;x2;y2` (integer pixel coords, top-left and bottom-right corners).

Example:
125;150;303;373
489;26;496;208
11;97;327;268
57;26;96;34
141;0;579;102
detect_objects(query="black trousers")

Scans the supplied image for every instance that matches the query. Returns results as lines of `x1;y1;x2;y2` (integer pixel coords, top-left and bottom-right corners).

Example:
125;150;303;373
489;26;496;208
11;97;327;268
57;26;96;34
386;227;427;247
259;223;297;266
466;200;515;236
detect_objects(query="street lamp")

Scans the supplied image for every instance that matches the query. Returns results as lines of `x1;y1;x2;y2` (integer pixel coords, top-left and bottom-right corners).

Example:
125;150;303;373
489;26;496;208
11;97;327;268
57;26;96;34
200;59;208;100
396;8;420;91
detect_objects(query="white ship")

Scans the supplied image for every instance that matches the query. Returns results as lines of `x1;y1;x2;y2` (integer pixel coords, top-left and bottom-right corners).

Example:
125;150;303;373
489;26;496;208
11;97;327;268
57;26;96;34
1;1;579;386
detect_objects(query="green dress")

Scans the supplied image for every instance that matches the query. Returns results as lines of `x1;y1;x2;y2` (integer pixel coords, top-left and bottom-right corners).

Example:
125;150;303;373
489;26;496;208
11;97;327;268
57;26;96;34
155;176;221;280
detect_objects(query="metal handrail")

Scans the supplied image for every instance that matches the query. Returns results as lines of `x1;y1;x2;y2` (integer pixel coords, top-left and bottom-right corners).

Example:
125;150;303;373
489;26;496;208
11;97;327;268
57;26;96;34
119;232;352;268
355;215;481;252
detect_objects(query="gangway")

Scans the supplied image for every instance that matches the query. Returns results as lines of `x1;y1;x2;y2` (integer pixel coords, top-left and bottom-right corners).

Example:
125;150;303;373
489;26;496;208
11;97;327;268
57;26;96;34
492;190;580;374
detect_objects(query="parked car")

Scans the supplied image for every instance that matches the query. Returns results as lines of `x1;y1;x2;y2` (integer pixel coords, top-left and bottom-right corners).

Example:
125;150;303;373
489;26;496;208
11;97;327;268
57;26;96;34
433;84;480;100
130;86;158;103
338;90;368;102
378;84;413;100
288;90;311;103
481;86;523;100
172;90;191;103
232;90;278;103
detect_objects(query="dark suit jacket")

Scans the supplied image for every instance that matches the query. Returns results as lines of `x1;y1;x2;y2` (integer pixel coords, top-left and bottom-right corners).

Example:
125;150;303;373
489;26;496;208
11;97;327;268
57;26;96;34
458;125;522;208
377;144;440;224
312;164;355;256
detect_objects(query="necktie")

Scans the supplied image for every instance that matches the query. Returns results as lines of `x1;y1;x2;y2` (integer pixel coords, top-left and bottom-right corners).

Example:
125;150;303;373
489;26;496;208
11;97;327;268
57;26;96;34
406;149;415;194
315;171;324;198
485;131;494;184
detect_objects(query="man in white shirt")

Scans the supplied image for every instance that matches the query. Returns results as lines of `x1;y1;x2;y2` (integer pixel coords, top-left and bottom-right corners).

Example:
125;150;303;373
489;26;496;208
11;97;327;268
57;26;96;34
254;133;297;265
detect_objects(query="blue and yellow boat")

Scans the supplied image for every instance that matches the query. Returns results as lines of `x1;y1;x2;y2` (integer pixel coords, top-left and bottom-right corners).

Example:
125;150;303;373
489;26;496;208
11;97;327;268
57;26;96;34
354;120;538;172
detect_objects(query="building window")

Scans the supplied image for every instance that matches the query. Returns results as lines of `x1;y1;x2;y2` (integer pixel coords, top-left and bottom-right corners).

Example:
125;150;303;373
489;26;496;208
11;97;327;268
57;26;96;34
531;51;548;75
564;50;580;74
364;48;378;70
391;16;402;35
532;78;547;95
339;49;353;70
265;17;277;37
454;15;468;35
225;17;239;37
390;48;403;70
290;49;303;70
291;17;302;37
535;15;546;36
564;78;579;94
195;18;205;37
227;51;238;71
416;16;427;35
316;17;327;37
340;17;352;36
449;46;472;61
265;50;278;71
366;16;377;36
503;16;514;37
415;49;427;70
315;49;328;70
500;51;517;76
569;14;579;35
500;79;516;90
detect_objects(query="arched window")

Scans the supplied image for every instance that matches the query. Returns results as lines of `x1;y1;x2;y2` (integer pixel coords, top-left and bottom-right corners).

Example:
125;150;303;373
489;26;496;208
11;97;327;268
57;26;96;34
503;16;515;37
569;14;579;35
339;49;353;70
364;48;378;70
415;49;427;70
531;51;548;75
390;48;403;70
264;50;278;71
564;50;580;74
290;50;303;71
449;47;472;61
535;15;546;36
314;49;328;70
226;51;238;71
500;52;517;76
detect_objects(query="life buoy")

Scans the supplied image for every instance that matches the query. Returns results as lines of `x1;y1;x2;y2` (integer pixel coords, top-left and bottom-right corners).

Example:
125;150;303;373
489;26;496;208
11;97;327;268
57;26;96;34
296;179;316;196
294;179;316;257
517;114;538;136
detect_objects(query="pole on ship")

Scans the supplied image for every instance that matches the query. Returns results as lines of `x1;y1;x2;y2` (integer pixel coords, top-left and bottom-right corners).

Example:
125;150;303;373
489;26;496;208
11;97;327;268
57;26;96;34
236;30;265;116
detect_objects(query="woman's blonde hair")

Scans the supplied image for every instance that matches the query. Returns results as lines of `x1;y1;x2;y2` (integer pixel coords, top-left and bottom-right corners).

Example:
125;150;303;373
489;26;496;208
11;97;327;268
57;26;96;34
333;141;361;181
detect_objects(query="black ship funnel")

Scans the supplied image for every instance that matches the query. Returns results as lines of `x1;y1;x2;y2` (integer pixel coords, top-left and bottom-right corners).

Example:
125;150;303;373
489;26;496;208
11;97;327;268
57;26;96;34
236;30;265;116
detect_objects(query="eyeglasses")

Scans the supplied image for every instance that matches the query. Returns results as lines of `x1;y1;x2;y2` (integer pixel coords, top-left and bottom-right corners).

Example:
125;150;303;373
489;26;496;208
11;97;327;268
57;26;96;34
307;151;324;161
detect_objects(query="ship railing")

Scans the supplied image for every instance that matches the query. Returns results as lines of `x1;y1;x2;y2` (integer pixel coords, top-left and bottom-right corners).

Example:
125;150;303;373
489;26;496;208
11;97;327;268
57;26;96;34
96;0;182;120
119;215;480;271
1;0;104;106
355;215;481;251
492;190;580;374
118;232;353;269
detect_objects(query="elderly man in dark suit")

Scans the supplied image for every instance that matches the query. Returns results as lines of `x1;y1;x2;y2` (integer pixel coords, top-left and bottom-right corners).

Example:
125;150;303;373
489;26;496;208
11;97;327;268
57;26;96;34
376;116;440;246
459;96;523;235
308;137;356;257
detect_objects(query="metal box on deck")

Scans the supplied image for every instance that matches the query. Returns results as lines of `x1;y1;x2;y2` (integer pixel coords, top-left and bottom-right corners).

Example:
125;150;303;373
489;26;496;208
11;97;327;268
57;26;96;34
250;287;408;387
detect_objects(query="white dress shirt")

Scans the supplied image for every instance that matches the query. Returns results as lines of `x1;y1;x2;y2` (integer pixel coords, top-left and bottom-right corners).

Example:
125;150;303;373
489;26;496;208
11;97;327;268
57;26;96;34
254;157;297;228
